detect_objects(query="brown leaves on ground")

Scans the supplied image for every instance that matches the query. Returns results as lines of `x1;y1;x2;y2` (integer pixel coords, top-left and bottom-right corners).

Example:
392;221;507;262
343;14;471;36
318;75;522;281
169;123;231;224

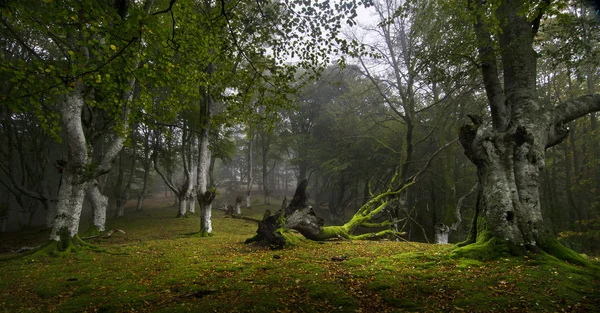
0;198;599;312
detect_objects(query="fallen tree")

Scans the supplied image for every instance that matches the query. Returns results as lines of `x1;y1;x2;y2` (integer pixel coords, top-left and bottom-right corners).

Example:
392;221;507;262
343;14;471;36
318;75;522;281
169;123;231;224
245;178;413;249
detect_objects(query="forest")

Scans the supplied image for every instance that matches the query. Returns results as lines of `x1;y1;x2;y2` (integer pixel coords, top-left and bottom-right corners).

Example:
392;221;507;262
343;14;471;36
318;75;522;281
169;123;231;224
1;0;600;312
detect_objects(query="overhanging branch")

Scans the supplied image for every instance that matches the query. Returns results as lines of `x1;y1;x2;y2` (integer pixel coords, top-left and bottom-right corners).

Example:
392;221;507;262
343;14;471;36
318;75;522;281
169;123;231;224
550;94;600;126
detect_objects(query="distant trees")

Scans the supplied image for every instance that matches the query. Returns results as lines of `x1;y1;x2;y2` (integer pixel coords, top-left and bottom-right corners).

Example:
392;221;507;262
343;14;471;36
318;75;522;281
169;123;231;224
0;0;367;253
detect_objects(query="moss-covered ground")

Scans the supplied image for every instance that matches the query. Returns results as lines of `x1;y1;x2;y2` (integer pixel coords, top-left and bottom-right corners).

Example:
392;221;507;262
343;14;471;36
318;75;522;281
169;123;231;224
1;197;599;312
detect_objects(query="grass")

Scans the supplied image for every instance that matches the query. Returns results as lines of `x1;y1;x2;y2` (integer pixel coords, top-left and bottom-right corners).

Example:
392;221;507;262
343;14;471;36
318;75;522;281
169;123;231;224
0;196;599;312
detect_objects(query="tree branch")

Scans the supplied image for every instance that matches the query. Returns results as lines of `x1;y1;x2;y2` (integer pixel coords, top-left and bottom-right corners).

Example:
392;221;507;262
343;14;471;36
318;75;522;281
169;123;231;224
469;0;508;130
550;94;600;125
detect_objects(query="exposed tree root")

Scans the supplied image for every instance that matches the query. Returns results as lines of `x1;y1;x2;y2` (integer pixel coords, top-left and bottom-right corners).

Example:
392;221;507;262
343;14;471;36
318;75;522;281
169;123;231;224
30;232;103;258
453;217;592;267
81;225;104;239
81;228;126;240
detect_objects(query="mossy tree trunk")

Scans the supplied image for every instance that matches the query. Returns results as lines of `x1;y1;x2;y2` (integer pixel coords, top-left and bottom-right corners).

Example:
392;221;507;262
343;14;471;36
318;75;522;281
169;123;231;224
246;179;411;248
455;0;600;264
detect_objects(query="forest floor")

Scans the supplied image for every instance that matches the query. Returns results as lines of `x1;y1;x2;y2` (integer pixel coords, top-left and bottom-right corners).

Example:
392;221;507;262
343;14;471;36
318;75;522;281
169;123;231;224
0;197;599;313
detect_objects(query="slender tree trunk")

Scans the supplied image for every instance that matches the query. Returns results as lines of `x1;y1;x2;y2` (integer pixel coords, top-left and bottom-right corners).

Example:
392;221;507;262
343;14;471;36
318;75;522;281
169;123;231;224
44;198;56;229
87;180;108;234
136;131;151;211
246;134;253;209
188;136;199;214
198;129;213;234
178;193;188;218
196;61;215;236
235;195;242;215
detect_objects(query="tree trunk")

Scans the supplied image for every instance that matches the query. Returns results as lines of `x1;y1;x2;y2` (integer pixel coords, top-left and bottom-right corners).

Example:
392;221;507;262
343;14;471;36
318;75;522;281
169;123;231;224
434;223;450;244
197;133;214;234
188;135;199;214
50;84;88;241
246;133;253;210
177;194;188;218
87;180;108;234
136;131;151;211
246;179;409;249
44;198;56;229
196;61;216;236
453;0;600;265
235;195;242;215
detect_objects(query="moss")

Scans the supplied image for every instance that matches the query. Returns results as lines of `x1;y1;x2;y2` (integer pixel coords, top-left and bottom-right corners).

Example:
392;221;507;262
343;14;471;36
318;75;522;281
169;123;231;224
313;225;349;241
538;237;591;267
451;217;523;260
189;229;212;237
30;229;101;258
82;225;103;238
456;259;485;269
275;228;303;248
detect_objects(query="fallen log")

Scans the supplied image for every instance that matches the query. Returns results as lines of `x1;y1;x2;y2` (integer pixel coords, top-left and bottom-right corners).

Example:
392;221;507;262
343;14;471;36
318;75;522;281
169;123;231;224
245;179;409;249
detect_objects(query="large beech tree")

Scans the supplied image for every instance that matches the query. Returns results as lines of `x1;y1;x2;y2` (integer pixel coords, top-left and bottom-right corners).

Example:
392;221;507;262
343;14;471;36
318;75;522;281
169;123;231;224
454;0;600;261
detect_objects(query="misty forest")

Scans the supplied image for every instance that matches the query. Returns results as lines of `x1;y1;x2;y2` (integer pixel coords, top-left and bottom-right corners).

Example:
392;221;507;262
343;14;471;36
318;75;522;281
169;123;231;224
1;0;600;311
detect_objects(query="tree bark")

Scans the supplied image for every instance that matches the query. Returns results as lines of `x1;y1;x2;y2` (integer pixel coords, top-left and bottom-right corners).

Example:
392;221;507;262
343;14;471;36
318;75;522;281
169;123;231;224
246;179;409;248
456;0;600;264
87;180;108;234
196;61;215;236
50;84;89;241
235;195;243;215
136;129;152;211
246;133;253;210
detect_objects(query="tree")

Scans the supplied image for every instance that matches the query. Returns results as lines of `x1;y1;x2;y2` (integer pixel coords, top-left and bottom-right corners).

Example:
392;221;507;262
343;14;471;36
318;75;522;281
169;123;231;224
454;0;600;263
246;178;411;248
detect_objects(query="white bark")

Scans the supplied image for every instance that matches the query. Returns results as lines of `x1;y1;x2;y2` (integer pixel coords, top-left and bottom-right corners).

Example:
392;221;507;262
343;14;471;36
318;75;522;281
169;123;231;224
188;136;199;214
434;224;450;244
188;192;196;214
87;181;108;232
235;202;242;215
50;85;88;241
179;197;188;217
201;202;213;233
198;132;212;233
246;135;253;209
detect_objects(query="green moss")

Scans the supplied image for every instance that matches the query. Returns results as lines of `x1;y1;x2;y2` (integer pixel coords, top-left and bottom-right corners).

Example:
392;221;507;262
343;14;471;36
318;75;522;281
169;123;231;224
342;257;369;267
538;237;591;267
30;229;101;258
276;228;303;247
314;225;349;241
35;285;60;298
305;282;358;311
451;217;524;260
82;225;103;238
456;259;485;269
368;280;392;291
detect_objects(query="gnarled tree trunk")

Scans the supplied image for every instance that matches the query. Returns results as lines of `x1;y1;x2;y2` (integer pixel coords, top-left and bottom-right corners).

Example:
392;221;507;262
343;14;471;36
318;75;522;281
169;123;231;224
246;179;409;249
454;0;600;264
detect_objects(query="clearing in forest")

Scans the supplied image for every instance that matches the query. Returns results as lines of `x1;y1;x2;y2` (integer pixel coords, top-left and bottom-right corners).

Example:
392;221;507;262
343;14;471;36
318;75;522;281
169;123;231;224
0;198;599;312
